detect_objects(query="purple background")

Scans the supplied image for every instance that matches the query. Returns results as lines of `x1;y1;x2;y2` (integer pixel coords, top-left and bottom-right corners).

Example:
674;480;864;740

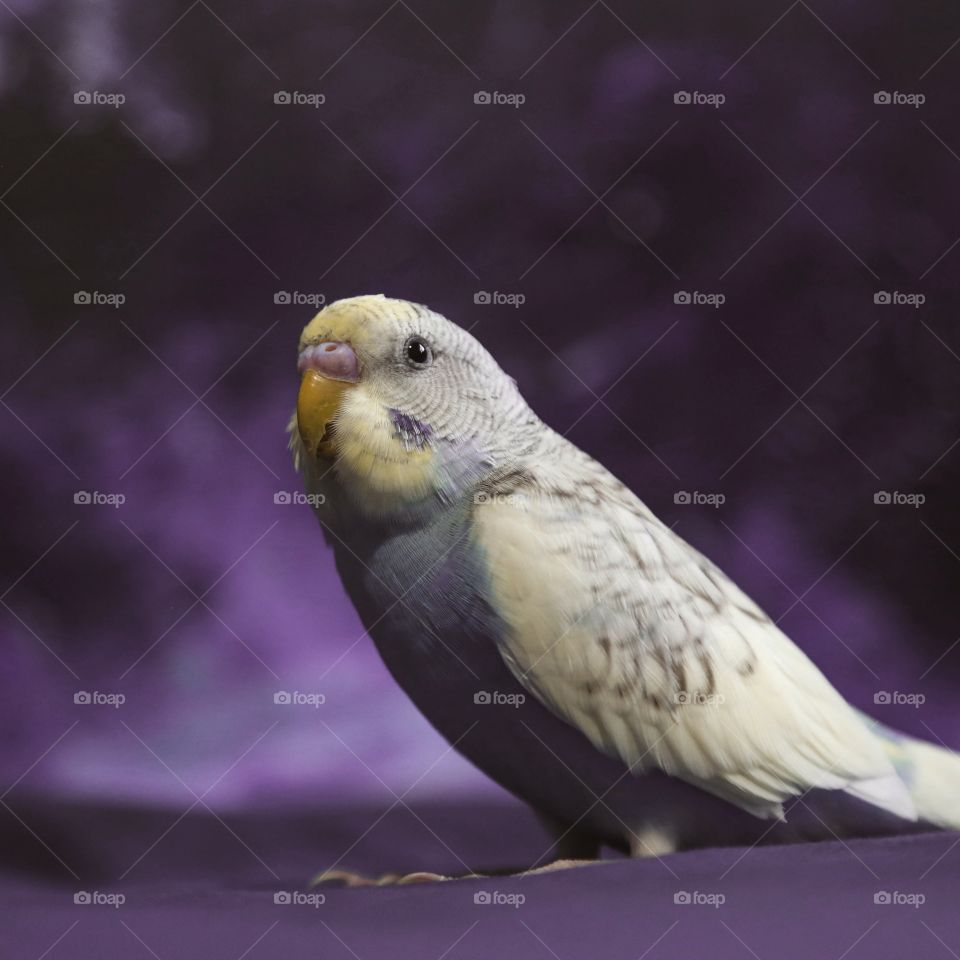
2;0;960;955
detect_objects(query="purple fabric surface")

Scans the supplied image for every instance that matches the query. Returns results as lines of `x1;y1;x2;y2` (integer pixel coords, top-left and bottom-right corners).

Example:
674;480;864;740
2;799;959;959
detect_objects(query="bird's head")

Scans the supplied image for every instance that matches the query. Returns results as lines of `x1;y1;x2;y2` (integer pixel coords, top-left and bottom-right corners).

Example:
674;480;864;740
291;294;536;517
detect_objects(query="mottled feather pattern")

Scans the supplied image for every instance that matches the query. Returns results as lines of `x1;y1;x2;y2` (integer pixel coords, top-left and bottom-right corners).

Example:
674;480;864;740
472;426;916;820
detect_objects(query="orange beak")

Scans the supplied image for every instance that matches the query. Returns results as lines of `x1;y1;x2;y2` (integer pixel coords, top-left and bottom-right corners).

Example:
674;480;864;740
296;342;359;458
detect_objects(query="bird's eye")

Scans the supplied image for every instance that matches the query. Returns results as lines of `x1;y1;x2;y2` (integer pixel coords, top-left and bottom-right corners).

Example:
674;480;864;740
404;336;432;367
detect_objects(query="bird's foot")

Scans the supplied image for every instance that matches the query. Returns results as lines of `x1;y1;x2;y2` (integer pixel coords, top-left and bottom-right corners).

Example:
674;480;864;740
310;858;599;887
311;868;451;887
515;858;599;876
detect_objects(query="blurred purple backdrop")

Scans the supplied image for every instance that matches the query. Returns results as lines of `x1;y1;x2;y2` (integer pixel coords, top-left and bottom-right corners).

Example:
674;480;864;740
2;0;960;822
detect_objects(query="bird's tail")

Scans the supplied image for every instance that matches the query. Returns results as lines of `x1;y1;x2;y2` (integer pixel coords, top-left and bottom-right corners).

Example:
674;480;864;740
862;713;960;830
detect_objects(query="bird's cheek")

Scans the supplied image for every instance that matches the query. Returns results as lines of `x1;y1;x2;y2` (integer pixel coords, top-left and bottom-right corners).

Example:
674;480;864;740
297;368;355;459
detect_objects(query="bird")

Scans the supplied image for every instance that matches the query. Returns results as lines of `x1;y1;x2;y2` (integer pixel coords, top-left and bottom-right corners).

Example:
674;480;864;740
289;293;960;881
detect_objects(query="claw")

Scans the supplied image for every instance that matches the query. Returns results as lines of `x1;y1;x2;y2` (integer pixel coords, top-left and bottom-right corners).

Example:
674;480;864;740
395;871;449;884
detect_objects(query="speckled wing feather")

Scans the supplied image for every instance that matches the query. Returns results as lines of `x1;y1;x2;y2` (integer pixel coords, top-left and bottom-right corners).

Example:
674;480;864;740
472;434;916;822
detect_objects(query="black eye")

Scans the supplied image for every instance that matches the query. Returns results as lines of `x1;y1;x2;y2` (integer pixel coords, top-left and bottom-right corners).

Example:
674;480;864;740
404;336;432;367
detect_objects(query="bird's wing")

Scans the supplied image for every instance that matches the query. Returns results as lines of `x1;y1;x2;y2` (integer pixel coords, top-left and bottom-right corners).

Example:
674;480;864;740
471;450;915;821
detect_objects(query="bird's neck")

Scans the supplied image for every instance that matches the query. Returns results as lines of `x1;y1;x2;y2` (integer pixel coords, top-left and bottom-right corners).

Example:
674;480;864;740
300;434;497;532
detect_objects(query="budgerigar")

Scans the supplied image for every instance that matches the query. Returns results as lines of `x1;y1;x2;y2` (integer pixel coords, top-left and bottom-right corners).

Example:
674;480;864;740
290;294;960;878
